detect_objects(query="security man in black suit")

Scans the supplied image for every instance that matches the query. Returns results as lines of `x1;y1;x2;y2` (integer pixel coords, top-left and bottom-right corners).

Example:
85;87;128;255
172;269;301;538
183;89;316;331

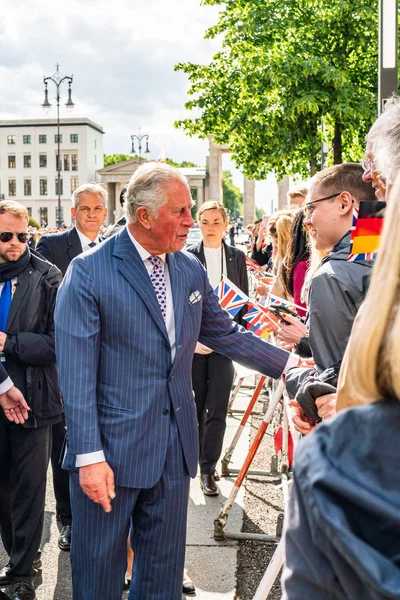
36;183;107;551
0;200;63;600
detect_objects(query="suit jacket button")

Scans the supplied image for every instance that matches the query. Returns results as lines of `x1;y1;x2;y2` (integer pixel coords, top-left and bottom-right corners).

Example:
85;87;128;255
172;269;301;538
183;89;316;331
169;375;174;382
165;342;170;350
163;408;169;415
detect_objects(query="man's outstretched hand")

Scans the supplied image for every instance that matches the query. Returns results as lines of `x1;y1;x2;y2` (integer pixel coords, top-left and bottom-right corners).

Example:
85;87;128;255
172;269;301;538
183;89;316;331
0;386;30;424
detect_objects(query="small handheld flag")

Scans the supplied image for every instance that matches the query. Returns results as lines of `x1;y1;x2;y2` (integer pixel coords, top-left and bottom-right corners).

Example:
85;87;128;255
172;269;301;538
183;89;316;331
214;278;249;318
348;201;386;262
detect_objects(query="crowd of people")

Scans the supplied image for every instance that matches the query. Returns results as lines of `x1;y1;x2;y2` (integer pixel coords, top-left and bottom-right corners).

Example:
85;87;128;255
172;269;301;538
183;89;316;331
0;97;399;600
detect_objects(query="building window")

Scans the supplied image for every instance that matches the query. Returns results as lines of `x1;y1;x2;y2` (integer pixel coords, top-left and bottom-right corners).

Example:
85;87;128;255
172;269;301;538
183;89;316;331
94;155;97;164
8;179;16;196
40;178;47;196
7;135;16;145
39;135;47;144
24;155;31;168
71;154;78;171
8;155;16;168
23;135;31;144
39;207;48;226
94;140;97;149
70;134;78;143
63;154;70;171
55;178;63;195
54;134;62;143
24;179;32;196
39;154;47;168
26;207;32;217
56;154;62;171
71;177;79;193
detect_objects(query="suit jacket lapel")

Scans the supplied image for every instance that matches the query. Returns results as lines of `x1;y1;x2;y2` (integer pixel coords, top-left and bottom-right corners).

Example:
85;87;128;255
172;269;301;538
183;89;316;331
7;271;30;329
68;227;83;263
167;252;185;346
113;229;169;342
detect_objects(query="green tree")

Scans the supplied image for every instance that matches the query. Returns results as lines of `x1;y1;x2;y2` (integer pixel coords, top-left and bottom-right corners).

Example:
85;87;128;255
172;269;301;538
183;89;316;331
29;216;40;229
103;154;133;166
222;170;243;218
175;0;378;178
255;206;265;220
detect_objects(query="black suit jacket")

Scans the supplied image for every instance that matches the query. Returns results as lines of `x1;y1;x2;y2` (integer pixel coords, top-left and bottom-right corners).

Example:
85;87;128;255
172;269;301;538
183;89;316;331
36;227;83;276
186;240;249;325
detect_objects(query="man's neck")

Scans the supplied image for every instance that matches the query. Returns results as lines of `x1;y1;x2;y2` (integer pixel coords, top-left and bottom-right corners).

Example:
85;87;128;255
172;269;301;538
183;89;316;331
75;225;98;243
128;223;160;255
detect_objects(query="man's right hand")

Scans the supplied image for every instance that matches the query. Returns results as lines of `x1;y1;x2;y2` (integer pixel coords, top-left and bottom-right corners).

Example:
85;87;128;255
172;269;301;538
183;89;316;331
0;386;30;424
79;461;116;513
289;400;316;435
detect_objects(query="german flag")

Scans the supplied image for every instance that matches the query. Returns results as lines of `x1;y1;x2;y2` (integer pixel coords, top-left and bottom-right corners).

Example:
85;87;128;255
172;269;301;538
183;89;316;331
348;201;386;262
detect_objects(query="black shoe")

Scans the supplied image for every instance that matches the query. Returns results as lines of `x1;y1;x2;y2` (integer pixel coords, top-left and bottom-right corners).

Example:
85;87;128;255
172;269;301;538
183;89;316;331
214;470;220;481
200;474;219;496
182;571;195;595
123;576;131;591
58;525;71;551
10;582;36;600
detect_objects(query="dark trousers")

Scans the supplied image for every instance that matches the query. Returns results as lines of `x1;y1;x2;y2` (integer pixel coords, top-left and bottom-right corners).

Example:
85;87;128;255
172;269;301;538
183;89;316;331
51;415;72;525
192;352;235;474
69;414;189;600
0;413;51;581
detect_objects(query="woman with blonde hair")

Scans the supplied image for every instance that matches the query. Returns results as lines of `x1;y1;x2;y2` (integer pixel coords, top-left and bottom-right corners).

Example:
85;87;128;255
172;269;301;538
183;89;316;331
281;177;400;598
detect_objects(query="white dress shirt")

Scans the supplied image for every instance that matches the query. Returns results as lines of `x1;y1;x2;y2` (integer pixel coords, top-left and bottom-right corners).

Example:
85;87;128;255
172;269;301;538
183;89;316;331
75;228;101;252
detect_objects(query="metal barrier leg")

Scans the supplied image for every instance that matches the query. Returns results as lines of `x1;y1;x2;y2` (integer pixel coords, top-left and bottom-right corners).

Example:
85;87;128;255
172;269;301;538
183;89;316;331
214;379;285;540
227;376;244;413
221;375;267;476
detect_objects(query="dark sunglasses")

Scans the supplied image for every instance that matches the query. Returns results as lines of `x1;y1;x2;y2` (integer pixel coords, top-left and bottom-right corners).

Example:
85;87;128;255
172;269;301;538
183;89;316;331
0;231;30;243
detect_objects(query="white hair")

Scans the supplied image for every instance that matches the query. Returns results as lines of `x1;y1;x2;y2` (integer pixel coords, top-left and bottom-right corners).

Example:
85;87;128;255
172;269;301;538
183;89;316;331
71;183;108;208
124;162;190;224
367;96;400;185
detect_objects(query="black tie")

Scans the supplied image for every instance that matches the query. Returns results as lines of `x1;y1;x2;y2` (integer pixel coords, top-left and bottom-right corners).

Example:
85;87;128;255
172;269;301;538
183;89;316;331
88;242;97;248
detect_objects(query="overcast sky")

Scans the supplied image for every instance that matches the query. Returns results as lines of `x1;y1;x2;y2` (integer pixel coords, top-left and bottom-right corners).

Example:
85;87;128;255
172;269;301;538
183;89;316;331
0;0;277;211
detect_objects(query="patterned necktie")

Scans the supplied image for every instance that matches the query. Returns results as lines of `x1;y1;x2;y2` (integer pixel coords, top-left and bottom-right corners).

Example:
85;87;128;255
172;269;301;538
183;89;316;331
88;242;97;248
147;256;167;321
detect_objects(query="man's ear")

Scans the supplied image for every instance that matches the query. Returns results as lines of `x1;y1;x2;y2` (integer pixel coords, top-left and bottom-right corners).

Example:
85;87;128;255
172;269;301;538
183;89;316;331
135;206;152;230
339;191;354;216
71;207;76;220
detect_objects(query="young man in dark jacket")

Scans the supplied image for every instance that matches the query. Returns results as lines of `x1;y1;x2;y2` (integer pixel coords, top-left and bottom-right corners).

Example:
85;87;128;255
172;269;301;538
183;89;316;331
0;201;62;600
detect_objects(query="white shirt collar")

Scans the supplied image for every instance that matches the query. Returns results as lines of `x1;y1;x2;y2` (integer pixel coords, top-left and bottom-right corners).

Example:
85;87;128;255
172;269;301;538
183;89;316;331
75;226;100;249
126;226;166;265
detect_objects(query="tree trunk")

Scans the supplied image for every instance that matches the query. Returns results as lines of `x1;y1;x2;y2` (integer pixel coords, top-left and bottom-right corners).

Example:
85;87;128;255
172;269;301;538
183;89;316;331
333;121;343;164
310;153;317;176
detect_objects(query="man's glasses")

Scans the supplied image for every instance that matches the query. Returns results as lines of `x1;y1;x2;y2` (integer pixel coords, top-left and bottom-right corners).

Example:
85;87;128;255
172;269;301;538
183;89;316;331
360;157;371;172
0;231;30;243
305;193;340;216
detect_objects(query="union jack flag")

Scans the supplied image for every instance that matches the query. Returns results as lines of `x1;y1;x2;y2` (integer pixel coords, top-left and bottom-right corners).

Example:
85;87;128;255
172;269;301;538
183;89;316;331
242;302;269;328
214;278;249;318
245;256;266;278
268;293;291;307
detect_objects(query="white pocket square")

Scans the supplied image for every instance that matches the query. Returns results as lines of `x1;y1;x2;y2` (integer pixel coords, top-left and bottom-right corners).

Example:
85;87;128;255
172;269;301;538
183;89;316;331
189;291;202;305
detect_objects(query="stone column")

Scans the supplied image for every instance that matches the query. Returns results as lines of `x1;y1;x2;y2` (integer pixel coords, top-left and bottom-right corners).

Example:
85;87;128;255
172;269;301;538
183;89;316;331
277;175;290;210
208;135;223;202
107;182;116;225
196;184;204;209
243;177;256;226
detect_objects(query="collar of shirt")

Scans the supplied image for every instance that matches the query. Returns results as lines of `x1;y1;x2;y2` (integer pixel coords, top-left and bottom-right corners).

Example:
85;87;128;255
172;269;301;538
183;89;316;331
126;226;166;267
76;227;100;252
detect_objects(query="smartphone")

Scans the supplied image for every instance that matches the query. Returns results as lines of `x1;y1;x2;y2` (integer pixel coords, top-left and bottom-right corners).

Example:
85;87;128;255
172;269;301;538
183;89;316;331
270;304;306;324
262;215;269;226
269;308;289;324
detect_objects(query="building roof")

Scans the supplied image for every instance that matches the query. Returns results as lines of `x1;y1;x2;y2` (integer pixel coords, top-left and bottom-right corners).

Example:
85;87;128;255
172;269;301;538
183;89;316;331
0;117;104;134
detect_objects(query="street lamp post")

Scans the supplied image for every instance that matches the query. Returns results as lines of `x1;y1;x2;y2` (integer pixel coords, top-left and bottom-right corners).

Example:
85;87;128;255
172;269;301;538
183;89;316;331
378;0;398;115
131;130;150;164
42;64;75;228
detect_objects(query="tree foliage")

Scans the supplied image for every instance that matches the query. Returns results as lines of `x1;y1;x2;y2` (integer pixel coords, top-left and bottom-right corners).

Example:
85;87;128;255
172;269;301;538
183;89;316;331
175;0;378;178
222;170;243;218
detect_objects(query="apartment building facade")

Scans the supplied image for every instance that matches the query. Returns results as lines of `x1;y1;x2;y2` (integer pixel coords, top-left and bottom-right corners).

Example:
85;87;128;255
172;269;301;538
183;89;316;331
0;118;104;227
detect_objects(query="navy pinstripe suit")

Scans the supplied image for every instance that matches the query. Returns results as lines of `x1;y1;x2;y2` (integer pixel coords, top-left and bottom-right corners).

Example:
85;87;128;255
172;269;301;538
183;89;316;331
55;227;290;599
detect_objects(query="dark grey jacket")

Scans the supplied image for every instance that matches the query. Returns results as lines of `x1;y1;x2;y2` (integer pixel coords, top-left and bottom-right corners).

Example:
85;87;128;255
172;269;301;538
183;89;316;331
4;250;63;427
307;232;372;371
282;400;400;599
286;233;372;400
